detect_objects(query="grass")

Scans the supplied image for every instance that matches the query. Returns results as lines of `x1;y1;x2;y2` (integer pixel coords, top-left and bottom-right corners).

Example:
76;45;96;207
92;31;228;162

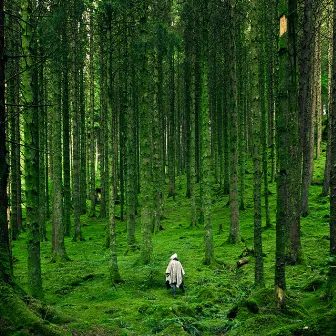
10;150;336;335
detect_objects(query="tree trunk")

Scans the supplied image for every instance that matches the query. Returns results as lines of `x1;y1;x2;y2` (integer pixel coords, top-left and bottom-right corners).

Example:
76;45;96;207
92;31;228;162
72;0;84;242
168;40;176;199
251;0;265;287
62;1;71;237
7;0;21;240
51;4;68;262
89;10;96;218
38;48;47;242
314;27;322;160
322;14;332;197
300;0;314;218
22;0;43;298
228;0;240;244
139;3;153;265
327;0;336;301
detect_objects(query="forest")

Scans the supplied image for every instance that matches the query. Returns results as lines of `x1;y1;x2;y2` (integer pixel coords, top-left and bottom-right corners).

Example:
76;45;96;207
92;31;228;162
1;0;336;335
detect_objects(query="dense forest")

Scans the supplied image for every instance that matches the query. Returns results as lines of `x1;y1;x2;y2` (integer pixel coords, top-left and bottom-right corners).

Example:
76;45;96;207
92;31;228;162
1;0;336;334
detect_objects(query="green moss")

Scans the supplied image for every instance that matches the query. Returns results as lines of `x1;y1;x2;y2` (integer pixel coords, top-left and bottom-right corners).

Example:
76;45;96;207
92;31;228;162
243;299;259;314
159;323;188;335
10;148;334;335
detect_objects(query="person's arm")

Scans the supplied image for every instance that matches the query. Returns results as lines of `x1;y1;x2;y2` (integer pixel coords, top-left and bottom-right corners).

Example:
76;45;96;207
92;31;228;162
180;263;185;276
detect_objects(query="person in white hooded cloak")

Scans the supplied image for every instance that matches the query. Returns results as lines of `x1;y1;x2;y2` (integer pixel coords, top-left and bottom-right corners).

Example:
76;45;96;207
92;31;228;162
165;253;185;295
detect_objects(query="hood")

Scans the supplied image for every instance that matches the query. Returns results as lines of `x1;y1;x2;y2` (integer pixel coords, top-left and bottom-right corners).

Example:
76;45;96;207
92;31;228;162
170;253;178;260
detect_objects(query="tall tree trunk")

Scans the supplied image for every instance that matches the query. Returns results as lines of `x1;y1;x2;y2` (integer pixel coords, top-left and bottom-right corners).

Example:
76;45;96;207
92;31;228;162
62;1;71;237
300;0;314;217
327;0;336;300
7;0;21;240
322;13;333;197
227;0;240;244
0;0;11;284
51;5;68;262
199;0;214;265
168;41;176;199
314;27;322;160
251;0;264;287
139;3;153;265
127;65;137;246
287;0;302;265
22;0;43;298
98;36;107;218
275;0;294;307
72;0;84;242
79;67;87;215
89;10;96;218
152;23;164;233
38;48;47;242
261;2;271;229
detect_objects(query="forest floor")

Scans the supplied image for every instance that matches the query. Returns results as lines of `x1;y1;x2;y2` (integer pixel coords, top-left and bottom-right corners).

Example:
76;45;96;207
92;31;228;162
10;152;336;335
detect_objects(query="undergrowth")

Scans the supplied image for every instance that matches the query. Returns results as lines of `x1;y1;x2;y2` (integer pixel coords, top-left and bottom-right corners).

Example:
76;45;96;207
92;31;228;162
9;149;336;335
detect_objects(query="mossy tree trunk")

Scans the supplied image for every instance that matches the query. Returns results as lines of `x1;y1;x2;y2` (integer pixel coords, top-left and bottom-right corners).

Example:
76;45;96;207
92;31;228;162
0;6;62;323
72;0;85;242
62;1;71;237
251;0;265;288
89;8;96;218
38;50;47;242
266;0;277;184
79;66;87;216
227;0;240;244
199;0;214;265
260;2;271;229
152;21;165;233
275;0;291;308
139;1;153;265
22;0;43;298
168;38;176;199
0;0;11;283
51;4;68;262
126;64;137;246
236;15;246;212
182;2;197;226
7;0;21;240
98;11;107;219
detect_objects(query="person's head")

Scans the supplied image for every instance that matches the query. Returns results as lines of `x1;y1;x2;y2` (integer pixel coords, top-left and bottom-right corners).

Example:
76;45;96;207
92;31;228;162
170;253;178;260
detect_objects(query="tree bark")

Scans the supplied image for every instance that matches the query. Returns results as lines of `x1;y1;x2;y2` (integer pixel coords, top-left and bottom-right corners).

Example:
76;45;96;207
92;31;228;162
227;0;240;244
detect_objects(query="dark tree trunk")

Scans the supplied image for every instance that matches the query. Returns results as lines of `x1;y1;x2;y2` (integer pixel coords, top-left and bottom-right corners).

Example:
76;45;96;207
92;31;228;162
327;0;336;300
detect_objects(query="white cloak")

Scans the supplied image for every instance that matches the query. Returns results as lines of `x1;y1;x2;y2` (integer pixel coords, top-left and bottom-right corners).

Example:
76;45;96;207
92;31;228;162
165;259;185;288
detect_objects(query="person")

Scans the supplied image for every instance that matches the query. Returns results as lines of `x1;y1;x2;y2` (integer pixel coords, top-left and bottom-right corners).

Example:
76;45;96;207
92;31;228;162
165;253;185;295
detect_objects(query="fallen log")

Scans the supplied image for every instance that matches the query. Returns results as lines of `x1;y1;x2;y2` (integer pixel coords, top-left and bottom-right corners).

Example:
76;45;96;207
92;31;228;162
237;257;249;267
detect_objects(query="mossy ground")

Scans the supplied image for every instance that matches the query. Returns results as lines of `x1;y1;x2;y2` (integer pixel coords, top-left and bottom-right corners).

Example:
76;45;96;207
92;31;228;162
9;148;336;335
